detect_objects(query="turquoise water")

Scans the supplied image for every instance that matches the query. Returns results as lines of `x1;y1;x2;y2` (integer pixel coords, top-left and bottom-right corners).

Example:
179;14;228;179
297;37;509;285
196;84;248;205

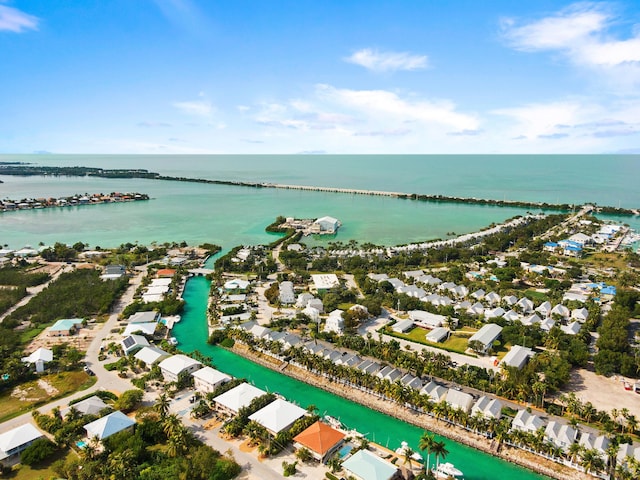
2;154;639;250
173;276;546;480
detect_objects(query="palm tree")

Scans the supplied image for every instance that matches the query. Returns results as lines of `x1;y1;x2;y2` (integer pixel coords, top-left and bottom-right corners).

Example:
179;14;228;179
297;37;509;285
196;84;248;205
418;431;435;473
581;448;605;475
402;446;416;474
431;440;449;474
567;442;582;465
155;392;171;419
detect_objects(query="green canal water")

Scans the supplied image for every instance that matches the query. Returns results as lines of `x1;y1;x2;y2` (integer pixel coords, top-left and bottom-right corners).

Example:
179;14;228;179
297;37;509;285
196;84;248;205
173;276;546;480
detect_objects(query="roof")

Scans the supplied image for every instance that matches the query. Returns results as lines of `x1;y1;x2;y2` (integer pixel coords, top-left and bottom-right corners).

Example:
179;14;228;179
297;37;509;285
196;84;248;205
213;383;266;413
22;347;53;364
311;274;340;290
392;319;414;333
84;411;135;440
0;423;43;459
426;327;449;343
123;322;157;336
192;366;231;386
134;346;170;365
293;421;345;456
121;334;150;353
501;345;533;370
63;396;108;417
342;449;398;480
50;318;83;331
158;354;202;375
445;389;474;412
248;398;306;434
469;324;503;346
127;311;159;323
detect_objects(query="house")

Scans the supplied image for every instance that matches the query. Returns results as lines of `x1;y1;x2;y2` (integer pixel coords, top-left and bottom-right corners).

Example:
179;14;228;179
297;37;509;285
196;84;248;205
398;285;426;299
21;347;53;373
426;327;450;343
293;421;345;464
484;307;506;320
158;354;202;383
368;273;389;282
511;410;545;433
248;398;307;435
192;366;231;394
445;389;474;413
403;270;424;280
49;318;84;337
296;293;315;308
535;301;552;317
313;216;340;233
156;268;176;278
213;383;266;415
503;310;520;322
467;302;485;316
123;322;157;337
400;373;423;390
408;310;446;328
307;298;324;312
501;345;533;370
485;292;501;305
127;311;159;324
302;306;320;322
540;318;556;332
468;324;503;354
561;321;582;335
420;381;447;402
568;233;592;246
134;346;170;367
324;310;344;334
342;449;399;480
279;281;296;305
516;297;534;313
0;423;44;462
578;433;610;461
471;289;485;300
550;304;570;319
224;279;250;291
84;411;135;441
121;334;150;355
545;421;577;451
104;265;126;277
311;274;340;291
392;319;414;333
543;242;559;252
62;396;109;417
502;295;518;306
571;308;589;322
472;396;503;419
521;313;542;326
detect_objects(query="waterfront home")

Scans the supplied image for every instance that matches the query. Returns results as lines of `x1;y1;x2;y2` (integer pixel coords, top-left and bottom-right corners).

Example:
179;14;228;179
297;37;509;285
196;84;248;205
192;366;231;394
121;334;150;355
123;322;157;336
420;381;447;403
21;347;53;373
361;361;382;375
127;311;160;323
401;373;423;390
134;346;170;367
0;423;44;464
279;281;295;305
282;333;303;349
335;353;361;367
324;310;345;334
342;449;399;480
312;216;340;233
568;233;593;245
213;383;266;415
377;367;402;383
48;318;84;337
157;268;176;278
616;444;640;468
578;433;610;462
248;398;307;435
392;319;414;333
501;345;533;370
472;396;503;420
511;410;545;434
62;396;109;417
468;324;503;354
224;279;250;291
293;421;345;464
445;389;474;413
158;354;202;383
545;421;577;451
408;310;445;328
84;411;135;441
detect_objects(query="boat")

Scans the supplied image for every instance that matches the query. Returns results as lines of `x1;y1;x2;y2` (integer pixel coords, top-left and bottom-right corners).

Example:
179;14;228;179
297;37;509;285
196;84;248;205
168;337;178;346
324;415;343;429
435;462;464;479
395;441;423;462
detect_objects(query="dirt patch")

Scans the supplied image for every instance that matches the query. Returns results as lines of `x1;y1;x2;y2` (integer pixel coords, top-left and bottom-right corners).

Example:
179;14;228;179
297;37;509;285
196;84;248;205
37;379;59;396
563;368;640;417
11;385;43;402
239;439;256;453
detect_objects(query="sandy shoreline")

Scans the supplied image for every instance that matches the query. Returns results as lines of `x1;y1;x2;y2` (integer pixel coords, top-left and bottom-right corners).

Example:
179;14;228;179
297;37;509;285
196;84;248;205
231;343;593;480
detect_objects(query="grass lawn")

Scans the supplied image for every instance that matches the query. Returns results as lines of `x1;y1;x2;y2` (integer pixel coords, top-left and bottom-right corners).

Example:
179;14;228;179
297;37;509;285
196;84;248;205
0;371;96;423
582;252;628;271
8;448;76;480
524;289;548;302
392;327;477;355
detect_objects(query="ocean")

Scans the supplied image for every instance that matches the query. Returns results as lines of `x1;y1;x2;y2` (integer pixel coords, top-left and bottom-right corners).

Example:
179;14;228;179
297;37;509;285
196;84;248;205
1;154;639;250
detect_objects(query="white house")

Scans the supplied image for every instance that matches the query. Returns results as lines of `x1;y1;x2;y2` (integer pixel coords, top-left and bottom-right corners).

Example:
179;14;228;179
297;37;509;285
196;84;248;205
571;308;589;322
311;274;340;291
324;310;344;334
408;310;445;328
535;301;552;317
545;421;577;451
213;383;266;415
158;354;202;383
134;346;170;367
313;216;340;233
511;410;545;434
516;297;534;313
121;334;150;355
420;381;448;403
468;324;503;354
445;389;474;413
472;396;503;420
392;319;414;333
84;411;135;441
550;304;570;319
0;423;44;462
62;396;109;417
426;327;450;343
192;366;231;394
21;348;53;373
501;345;533;370
248;398;307;435
561;321;582;335
279;281;295;305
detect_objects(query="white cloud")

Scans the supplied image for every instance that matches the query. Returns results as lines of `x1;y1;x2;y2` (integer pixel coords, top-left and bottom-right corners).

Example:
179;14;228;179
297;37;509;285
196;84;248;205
345;48;428;72
493;101;585;139
172;99;214;117
0;5;39;32
501;3;640;71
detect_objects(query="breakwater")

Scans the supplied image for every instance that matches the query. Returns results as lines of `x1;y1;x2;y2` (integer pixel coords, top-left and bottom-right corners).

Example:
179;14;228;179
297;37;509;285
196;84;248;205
1;165;637;215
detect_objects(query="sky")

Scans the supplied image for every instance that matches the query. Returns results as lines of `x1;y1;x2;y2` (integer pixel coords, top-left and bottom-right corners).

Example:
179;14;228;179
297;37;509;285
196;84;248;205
1;0;640;154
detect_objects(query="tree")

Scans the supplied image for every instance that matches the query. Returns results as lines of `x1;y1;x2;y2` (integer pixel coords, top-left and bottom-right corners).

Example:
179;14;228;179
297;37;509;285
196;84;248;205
431;440;449;474
295;447;313;463
20;438;57;465
282;460;297;477
581;448;605;475
114;389;143;413
155;392;171;419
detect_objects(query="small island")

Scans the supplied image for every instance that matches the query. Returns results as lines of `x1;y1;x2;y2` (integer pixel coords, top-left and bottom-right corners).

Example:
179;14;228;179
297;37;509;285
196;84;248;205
0;192;150;213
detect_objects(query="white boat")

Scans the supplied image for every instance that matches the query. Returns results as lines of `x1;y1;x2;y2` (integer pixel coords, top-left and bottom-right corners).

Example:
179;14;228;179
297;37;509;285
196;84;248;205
168;337;178;346
395;441;423;462
435;462;464;479
324;415;343;429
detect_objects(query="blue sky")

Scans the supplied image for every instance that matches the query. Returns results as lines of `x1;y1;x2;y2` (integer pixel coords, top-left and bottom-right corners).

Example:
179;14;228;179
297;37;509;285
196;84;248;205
1;0;640;154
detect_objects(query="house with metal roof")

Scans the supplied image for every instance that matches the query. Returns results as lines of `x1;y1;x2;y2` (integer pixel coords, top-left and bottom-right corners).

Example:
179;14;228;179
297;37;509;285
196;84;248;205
62;396;109;417
408;310;445;328
213;383;266;415
392;319;414;333
545;421;577;451
501;345;533;370
193;366;232;394
516;297;534;313
342;448;399;480
445;389;474;413
279;281;295;305
123;322;157;336
84;411;135;441
293;421;345;464
471;396;503;420
121;334;150;355
511;409;545;434
21;347;53;373
468;324;503;354
420;381;447;403
561;321;582;335
127;311;159;324
134;346;170;367
248;398;307;435
158;354;202;383
48;318;83;337
0;423;44;462
426;327;449;343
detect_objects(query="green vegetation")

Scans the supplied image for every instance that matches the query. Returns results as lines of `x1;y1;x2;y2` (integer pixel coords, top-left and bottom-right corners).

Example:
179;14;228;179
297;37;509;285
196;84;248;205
0;286;27;316
20;438;58;465
0;266;50;287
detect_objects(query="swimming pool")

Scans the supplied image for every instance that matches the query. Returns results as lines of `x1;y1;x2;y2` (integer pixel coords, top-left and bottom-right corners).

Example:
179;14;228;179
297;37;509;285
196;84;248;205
76;440;87;449
338;444;353;459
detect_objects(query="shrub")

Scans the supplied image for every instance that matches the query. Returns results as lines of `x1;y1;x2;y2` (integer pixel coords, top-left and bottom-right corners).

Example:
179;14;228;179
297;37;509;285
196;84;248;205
20;438;57;465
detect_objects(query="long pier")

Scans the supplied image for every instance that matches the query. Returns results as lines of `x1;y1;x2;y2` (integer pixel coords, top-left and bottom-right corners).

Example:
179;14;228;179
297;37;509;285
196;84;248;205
262;182;405;197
